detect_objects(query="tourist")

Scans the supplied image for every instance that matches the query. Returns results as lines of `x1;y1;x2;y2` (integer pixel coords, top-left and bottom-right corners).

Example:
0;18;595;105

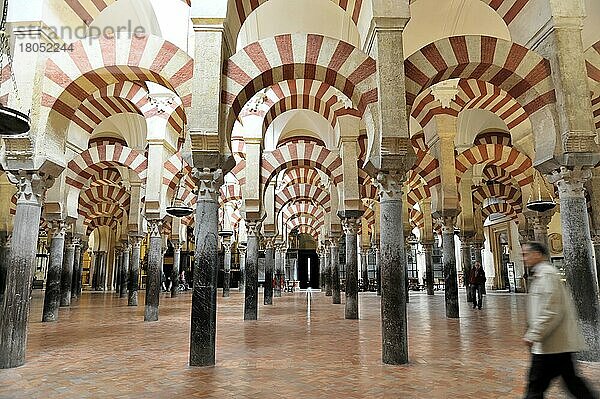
469;261;486;309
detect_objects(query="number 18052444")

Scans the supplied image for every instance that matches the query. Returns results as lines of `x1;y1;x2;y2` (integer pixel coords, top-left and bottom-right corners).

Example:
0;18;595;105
18;43;75;53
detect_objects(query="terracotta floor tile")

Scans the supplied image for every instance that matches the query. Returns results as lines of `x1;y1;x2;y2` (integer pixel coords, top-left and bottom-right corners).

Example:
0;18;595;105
0;289;598;399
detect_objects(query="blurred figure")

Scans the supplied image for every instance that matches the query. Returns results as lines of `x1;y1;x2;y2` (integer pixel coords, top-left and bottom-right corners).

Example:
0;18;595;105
469;261;486;310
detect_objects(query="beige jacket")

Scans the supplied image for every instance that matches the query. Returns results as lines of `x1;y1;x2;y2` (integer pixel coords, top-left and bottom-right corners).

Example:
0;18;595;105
524;261;586;355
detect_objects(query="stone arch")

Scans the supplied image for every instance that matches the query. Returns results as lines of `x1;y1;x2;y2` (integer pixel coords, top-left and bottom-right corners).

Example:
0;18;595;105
481;201;518;220
40;34;193;159
409;0;529;27
222;33;377;146
66;143;147;189
279;166;323;188
87;216;119;235
455;144;533;187
472;183;522;212
66;0;190;25
405;35;558;162
261;142;343;187
275;183;331;213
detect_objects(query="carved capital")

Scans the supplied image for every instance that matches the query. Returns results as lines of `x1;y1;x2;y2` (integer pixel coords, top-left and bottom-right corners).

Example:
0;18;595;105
592;234;600;246
245;220;261;237
221;240;232;253
374;170;405;201
548;167;591;199
48;220;67;239
341;217;361;235
129;235;144;249
193;168;223;202
263;236;275;249
8;170;55;207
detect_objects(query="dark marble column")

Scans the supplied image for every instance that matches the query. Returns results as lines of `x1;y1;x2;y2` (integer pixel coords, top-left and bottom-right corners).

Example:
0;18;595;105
264;238;274;305
60;236;76;307
340;214;361;319
114;247;122;294
375;246;381;296
552;169;600;361
423;241;435;296
189;170;221;367
76;242;87;297
442;215;459;319
0;171;53;369
360;249;369;292
238;245;246;293
273;246;281;297
144;220;162;322
594;234;600;293
330;240;341;304
0;232;10;307
90;252;97;290
70;238;82;300
324;242;332;296
128;236;142;306
42;221;67;322
460;236;473;303
98;251;107;291
221;241;231;298
120;242;130;299
171;240;181;298
244;221;260;320
376;171;408;365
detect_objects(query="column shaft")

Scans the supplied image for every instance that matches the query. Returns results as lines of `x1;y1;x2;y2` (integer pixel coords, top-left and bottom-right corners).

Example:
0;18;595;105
264;244;274;305
442;218;459;318
189;172;220;367
0;172;51;368
239;248;246;293
0;232;9;306
244;223;259;320
331;243;341;304
71;242;81;300
274;248;282;297
342;219;360;319
423;243;435;296
129;237;142;306
461;241;473;303
144;221;162;322
361;250;369;292
375;248;381;296
120;244;130;298
42;222;66;322
555;171;600;360
60;239;76;307
222;244;231;298
114;250;121;294
171;242;181;298
378;174;408;365
324;247;332;296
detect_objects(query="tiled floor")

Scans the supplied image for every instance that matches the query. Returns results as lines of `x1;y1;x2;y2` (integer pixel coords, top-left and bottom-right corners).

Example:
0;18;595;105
0;289;599;398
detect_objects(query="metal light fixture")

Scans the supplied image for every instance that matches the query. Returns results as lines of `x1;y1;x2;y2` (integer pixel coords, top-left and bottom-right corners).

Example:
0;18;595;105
526;170;556;213
0;1;30;136
166;172;193;218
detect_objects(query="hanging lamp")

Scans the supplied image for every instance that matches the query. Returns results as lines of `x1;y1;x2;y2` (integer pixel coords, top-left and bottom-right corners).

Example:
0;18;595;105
166;172;193;218
0;0;30;136
526;170;556;213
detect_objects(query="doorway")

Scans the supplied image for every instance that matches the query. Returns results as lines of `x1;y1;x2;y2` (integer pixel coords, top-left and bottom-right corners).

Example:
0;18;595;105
297;250;319;289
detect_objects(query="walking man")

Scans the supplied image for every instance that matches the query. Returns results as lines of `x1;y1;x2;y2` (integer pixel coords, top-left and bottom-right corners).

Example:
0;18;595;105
469;261;486;309
521;242;597;399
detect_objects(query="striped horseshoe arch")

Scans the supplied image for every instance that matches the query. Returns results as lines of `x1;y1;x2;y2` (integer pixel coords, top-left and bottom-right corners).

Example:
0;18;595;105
481;202;518;220
42;34;193;143
455;144;533;187
410;208;425;230
405;36;555;117
280;202;326;225
66;144;147;189
287;216;324;232
585;40;600;92
261;141;343;187
162;153;194;195
222;33;377;138
86;216;119;235
472;183;523;213
293;225;320;241
275;183;331;213
279;166;323;189
78;185;130;216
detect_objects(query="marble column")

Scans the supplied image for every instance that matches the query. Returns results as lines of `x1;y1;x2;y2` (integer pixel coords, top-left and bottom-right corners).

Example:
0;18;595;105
114;247;122;294
244;221;260;320
376;171;408;365
442;215;459;319
89;252;97;290
70;239;82;300
360;249;369;292
0;232;11;307
221;241;231;298
238;245;246;293
527;210;554;247
274;246;283;297
375;246;381;296
189;169;221;367
552;168;600;361
128;235;142;306
594;234;600;293
460;237;473;303
120;242;130;299
98;251;107;291
76;242;86;297
144;220;162;322
171;240;181;298
423;241;435;296
330;240;341;304
0;171;54;368
324;243;332;296
42;221;67;322
264;239;274;305
341;215;361;319
60;236;76;307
